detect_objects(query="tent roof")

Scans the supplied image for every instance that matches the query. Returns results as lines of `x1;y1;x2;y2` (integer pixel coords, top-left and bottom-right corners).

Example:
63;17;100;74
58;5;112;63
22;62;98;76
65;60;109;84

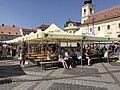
74;28;94;36
44;23;65;34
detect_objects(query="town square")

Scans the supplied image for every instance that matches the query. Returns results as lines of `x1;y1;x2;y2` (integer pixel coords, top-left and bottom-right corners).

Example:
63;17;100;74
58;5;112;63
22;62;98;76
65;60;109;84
0;0;120;90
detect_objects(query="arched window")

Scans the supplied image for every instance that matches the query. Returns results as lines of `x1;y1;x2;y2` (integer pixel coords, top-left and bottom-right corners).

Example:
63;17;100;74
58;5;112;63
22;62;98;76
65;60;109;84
84;9;86;13
90;8;92;14
84;9;86;15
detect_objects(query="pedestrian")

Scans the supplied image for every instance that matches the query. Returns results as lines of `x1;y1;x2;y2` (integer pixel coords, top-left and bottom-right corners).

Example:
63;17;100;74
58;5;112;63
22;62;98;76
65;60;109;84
2;42;8;57
18;41;28;67
85;49;91;66
0;43;3;57
58;51;68;70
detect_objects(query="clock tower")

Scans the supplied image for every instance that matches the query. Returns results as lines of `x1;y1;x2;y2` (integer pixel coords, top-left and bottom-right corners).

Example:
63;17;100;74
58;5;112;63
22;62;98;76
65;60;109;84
81;0;94;24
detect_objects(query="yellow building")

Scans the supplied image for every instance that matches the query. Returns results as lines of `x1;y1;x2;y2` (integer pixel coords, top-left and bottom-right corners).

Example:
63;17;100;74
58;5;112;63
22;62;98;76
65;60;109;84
64;0;120;38
64;19;81;34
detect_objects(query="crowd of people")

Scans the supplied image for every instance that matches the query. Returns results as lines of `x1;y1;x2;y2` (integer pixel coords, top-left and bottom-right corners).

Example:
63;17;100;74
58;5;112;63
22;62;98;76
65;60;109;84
0;41;119;69
36;43;119;69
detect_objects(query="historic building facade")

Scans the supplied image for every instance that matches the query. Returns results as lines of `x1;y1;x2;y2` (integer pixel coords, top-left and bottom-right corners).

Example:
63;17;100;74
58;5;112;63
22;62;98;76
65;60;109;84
64;0;120;37
0;24;35;41
64;19;81;34
0;24;21;41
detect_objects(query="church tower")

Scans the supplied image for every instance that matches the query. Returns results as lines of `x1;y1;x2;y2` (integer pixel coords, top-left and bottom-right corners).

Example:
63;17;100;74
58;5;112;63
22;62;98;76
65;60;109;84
81;0;94;24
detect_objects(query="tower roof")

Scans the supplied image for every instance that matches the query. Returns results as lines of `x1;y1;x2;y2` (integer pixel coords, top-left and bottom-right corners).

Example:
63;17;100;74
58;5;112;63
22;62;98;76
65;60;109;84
84;0;92;4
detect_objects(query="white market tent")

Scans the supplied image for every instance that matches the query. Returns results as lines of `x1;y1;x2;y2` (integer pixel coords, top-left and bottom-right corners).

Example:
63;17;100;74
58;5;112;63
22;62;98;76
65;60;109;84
28;29;44;42
96;30;120;41
44;23;79;42
74;28;107;41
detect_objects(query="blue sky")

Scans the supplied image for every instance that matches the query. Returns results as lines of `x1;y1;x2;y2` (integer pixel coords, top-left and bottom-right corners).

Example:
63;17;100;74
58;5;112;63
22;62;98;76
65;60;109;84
0;0;120;29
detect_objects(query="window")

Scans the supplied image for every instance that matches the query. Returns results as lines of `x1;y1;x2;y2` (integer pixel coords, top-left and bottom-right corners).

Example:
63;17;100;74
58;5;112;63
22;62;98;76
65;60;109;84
84;9;86;12
119;23;120;28
9;32;11;34
118;34;120;37
6;37;7;39
90;28;92;32
69;31;72;33
1;31;3;33
90;8;92;14
84;9;86;15
16;33;18;34
98;27;100;31
107;25;110;30
73;31;76;34
69;23;73;26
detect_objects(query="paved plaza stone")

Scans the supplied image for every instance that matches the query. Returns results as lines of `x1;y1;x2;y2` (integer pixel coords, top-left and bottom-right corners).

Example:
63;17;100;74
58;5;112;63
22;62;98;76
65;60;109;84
63;67;100;77
48;82;107;90
0;57;120;90
110;62;120;66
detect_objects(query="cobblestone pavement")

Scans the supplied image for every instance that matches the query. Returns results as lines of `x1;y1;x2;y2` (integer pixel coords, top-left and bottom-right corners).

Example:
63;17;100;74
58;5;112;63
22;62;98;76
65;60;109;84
0;58;120;90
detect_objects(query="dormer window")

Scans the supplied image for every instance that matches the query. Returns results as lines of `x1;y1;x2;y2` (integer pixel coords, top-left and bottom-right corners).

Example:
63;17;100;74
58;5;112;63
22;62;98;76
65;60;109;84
69;23;73;27
9;32;11;34
1;31;3;33
16;33;18;34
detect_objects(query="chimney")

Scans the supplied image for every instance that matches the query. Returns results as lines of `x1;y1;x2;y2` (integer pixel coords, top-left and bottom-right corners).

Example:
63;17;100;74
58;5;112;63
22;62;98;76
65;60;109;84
2;24;4;26
13;25;15;27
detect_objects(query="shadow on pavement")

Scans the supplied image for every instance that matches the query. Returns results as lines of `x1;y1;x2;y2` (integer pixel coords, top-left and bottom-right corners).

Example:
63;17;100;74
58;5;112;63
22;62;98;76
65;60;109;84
0;78;12;85
0;65;26;78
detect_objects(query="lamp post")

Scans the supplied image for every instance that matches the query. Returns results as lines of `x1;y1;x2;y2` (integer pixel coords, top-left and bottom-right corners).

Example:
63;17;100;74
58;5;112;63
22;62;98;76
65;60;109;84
107;38;110;63
81;34;86;66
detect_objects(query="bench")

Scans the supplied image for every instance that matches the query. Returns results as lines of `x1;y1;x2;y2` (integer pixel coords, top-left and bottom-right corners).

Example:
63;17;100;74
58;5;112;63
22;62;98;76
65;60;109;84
39;60;60;64
39;60;60;69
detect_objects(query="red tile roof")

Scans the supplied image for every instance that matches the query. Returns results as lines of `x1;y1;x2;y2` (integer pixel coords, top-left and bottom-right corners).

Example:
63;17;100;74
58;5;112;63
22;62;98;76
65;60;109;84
21;28;36;35
0;25;21;36
36;24;49;31
83;5;120;24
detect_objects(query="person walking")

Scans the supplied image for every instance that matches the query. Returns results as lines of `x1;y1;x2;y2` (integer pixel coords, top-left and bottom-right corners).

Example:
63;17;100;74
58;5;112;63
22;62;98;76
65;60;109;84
18;41;28;67
2;42;8;57
0;43;3;57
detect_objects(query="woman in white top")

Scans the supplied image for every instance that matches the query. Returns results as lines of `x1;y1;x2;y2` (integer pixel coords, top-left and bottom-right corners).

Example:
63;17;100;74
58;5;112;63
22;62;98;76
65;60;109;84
58;52;68;69
85;50;91;66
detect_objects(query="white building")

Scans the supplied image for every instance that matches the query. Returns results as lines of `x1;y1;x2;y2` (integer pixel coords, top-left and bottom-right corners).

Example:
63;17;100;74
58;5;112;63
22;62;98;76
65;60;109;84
64;0;120;38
